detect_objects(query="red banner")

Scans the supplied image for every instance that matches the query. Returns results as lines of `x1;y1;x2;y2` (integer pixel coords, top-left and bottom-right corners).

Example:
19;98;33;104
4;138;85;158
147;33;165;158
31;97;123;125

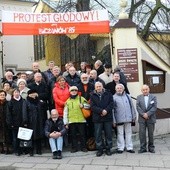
2;10;110;35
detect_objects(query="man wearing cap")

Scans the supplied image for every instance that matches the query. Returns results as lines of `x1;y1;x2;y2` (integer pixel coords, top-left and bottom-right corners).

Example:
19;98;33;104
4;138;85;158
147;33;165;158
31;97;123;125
98;64;113;85
63;86;88;153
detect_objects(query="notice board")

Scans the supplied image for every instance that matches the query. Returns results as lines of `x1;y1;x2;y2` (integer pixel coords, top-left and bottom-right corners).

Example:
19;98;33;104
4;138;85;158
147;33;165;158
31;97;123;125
117;48;139;82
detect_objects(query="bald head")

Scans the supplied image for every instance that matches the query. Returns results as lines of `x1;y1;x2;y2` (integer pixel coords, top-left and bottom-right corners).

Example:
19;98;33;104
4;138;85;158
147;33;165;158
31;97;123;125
141;84;150;96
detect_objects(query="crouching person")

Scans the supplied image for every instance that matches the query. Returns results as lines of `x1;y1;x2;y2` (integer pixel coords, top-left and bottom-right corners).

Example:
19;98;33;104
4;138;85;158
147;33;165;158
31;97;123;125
45;109;67;159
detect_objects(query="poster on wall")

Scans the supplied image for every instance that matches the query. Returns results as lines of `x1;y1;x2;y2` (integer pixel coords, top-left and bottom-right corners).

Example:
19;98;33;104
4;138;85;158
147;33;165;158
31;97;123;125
117;48;139;82
2;10;110;35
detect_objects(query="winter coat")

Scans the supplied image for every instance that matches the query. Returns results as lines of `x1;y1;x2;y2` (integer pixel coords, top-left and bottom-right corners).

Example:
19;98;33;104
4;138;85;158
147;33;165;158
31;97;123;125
63;96;86;124
0;100;10;144
77;82;94;101
113;93;136;124
52;82;70;117
65;73;81;87
44;118;67;138
90;89;113;123
105;80;129;95
24;97;44;140
6;97;27;129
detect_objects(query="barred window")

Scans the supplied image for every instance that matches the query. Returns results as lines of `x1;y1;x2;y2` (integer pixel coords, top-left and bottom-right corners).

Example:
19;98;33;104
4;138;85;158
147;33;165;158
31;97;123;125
34;35;45;61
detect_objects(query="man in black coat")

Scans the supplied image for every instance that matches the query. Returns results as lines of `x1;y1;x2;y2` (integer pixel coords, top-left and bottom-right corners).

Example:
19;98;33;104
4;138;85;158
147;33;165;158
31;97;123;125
90;81;113;157
105;72;129;95
28;72;49;123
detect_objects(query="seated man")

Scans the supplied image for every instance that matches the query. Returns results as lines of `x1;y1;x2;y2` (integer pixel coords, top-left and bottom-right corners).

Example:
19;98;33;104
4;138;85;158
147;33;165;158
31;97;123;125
44;109;67;159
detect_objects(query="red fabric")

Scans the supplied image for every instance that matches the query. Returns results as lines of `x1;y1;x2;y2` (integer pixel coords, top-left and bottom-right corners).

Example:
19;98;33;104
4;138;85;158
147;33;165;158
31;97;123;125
52;82;70;117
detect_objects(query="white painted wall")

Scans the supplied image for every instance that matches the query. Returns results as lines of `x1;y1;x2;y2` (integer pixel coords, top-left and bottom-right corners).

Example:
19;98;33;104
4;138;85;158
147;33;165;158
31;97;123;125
112;24;170;109
0;0;35;77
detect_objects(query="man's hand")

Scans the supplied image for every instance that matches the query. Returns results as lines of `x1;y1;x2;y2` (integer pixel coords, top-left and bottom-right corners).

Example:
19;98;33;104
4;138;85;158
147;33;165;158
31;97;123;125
49;131;61;139
143;113;149;119
101;109;107;116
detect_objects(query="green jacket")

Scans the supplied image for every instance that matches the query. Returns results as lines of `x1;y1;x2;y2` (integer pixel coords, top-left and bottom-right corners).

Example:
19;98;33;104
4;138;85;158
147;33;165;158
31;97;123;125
64;96;86;124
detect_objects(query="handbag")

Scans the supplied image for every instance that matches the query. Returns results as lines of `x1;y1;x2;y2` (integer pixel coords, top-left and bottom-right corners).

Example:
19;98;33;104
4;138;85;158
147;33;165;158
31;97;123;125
79;96;91;118
19;140;32;148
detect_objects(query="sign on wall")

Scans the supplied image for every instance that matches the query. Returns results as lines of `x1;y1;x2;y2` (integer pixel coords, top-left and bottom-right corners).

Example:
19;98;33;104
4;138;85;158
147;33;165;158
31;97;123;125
2;10;110;35
117;48;139;82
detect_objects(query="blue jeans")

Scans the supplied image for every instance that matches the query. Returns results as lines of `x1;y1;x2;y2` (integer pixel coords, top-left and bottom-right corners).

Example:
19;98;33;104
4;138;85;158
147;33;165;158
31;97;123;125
49;137;63;152
94;122;113;150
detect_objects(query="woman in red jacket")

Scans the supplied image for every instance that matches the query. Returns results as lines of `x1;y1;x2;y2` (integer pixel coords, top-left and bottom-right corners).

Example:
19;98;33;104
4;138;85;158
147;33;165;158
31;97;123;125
52;76;70;118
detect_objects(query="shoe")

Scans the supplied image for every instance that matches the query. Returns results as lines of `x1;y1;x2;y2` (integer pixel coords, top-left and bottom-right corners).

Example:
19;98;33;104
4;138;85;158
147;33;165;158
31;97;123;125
36;150;42;155
117;150;123;154
29;153;34;156
105;149;112;156
81;148;88;152
96;150;103;157
138;150;147;153
52;151;58;159
127;150;135;153
149;149;155;153
56;150;62;159
15;152;21;156
71;148;78;153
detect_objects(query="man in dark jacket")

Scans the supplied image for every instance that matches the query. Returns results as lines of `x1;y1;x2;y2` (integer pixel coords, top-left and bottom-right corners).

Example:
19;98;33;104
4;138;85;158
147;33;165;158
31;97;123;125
90;81;113;157
45;109;67;159
105;72;129;95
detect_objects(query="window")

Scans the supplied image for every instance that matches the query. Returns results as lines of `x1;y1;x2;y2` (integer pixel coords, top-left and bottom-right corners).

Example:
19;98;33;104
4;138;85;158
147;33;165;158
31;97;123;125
34;35;45;61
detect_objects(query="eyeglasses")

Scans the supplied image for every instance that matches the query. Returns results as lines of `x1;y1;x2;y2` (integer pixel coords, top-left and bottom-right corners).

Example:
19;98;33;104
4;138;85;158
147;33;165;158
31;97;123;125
70;89;78;92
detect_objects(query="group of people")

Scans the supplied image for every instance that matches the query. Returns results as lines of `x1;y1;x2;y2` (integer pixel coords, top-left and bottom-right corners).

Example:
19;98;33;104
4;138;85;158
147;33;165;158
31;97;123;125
0;60;157;159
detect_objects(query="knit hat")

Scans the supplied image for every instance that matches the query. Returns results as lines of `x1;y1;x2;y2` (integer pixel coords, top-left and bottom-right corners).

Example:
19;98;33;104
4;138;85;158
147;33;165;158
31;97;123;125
27;89;37;95
17;78;27;86
69;86;78;92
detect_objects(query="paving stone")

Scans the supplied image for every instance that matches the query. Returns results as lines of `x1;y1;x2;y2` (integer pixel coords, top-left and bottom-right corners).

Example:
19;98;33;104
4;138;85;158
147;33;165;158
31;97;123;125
115;159;140;166
11;163;35;168
139;160;164;168
33;163;58;169
22;157;49;163
83;165;108;170
134;167;159;170
57;164;83;170
108;166;132;170
92;157;115;166
68;157;93;165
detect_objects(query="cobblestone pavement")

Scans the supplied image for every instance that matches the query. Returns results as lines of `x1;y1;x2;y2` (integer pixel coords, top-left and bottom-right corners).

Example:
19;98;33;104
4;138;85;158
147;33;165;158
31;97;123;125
0;134;170;170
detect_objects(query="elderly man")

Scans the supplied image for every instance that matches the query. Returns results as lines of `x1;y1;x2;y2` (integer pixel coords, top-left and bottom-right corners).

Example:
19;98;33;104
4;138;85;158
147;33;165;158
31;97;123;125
43;61;55;80
94;60;104;76
65;66;80;87
45;109;67;159
136;84;157;153
27;62;48;85
105;72;129;95
89;70;105;87
113;84;136;154
28;72;49;123
90;81;113;156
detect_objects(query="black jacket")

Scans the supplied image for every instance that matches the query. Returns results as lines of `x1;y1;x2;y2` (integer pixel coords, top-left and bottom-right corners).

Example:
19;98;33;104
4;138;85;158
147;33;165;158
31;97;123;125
105;80;129;95
7;97;26;129
44;118;67;138
24;97;44;140
90;89;113;123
